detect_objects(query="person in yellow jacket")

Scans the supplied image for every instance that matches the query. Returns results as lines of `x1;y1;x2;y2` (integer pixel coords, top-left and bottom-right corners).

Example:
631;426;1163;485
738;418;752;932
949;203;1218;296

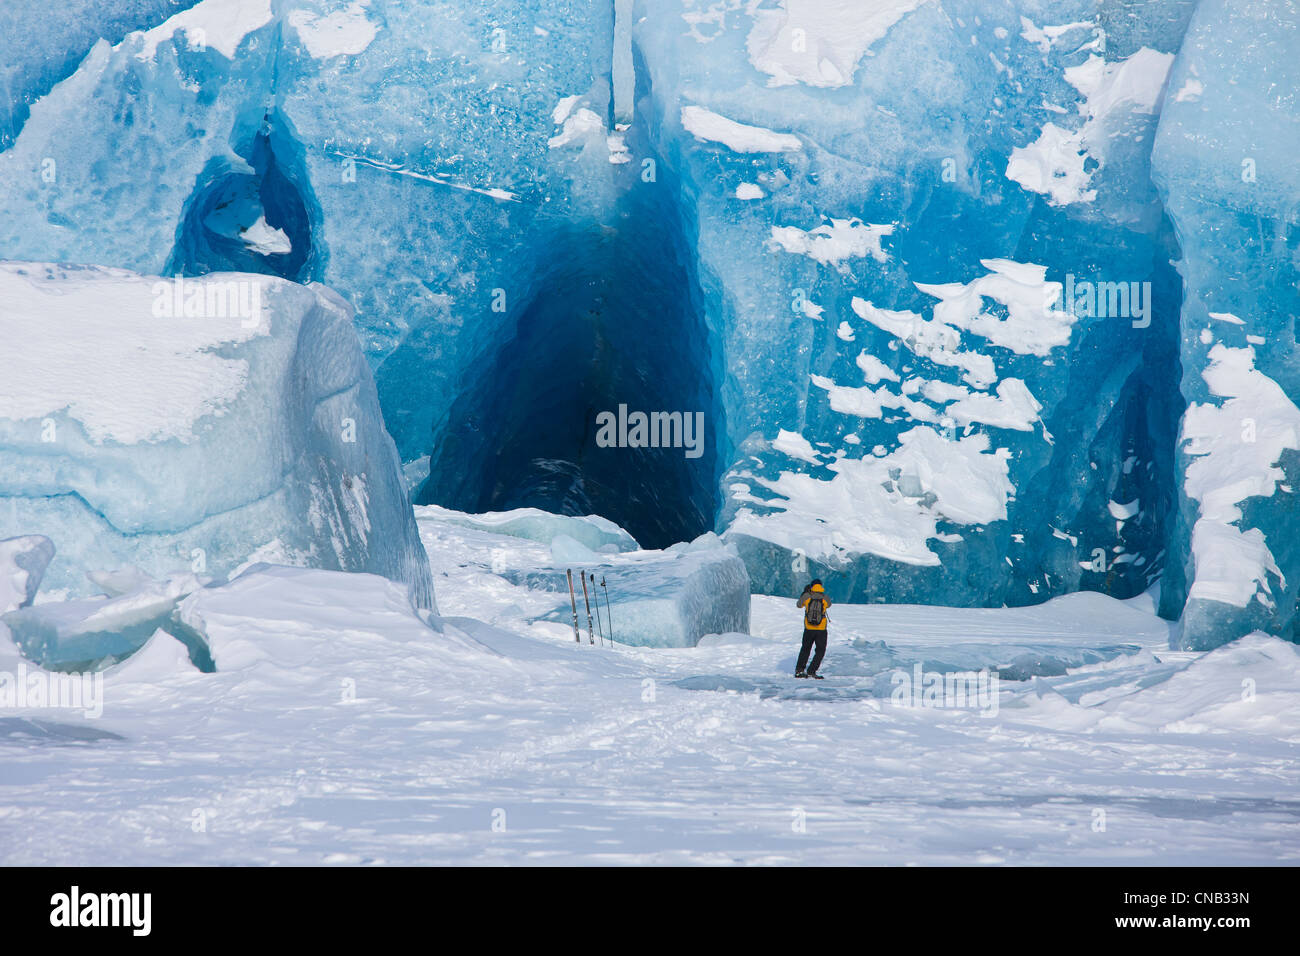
795;579;831;679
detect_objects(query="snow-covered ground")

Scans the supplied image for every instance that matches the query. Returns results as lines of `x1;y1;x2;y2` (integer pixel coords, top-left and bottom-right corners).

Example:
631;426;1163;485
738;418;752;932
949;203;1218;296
1;511;1298;865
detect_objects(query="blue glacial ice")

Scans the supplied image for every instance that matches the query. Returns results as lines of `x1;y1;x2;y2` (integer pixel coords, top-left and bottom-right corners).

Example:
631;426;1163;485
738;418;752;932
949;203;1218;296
0;0;190;150
1151;0;1300;649
0;0;1296;649
0;0;718;551
0;1;283;275
631;0;1191;610
0;262;434;610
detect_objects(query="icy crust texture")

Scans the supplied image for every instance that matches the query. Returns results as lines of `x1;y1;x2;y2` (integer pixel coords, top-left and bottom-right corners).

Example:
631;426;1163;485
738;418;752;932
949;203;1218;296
1151;0;1300;649
0;263;435;611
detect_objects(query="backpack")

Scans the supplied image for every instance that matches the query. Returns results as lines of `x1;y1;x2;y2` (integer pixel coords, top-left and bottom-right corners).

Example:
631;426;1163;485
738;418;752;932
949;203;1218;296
804;595;825;626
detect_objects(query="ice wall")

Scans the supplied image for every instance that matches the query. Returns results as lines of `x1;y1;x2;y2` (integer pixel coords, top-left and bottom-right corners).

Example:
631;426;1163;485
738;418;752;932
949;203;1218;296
1152;0;1300;648
1;0;1297;648
631;0;1190;609
271;0;619;457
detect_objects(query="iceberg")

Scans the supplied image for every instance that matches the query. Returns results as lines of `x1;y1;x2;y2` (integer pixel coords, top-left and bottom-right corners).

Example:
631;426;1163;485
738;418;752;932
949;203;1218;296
559;534;751;648
0;263;434;610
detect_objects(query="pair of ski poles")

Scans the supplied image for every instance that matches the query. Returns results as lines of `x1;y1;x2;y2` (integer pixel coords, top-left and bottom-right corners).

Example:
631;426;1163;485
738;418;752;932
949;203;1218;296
566;568;614;646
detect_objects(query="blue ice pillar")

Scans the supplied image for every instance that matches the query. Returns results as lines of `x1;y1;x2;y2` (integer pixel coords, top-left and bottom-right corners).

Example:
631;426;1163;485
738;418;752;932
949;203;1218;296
1152;0;1300;648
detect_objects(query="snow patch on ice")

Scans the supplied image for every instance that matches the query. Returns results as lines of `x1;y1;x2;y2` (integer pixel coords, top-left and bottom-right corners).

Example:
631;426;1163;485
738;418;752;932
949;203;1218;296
134;0;273;61
0;264;269;444
772;429;822;465
288;1;378;59
769;218;892;267
1018;17;1097;55
811;373;935;422
851;300;995;389
729;426;1012;566
240;216;292;255
945;378;1043;432
913;259;1076;358
1181;345;1300;609
1174;77;1204;103
1007;47;1174;206
548;106;605;149
856;352;898;385
680;105;802;152
746;0;933;88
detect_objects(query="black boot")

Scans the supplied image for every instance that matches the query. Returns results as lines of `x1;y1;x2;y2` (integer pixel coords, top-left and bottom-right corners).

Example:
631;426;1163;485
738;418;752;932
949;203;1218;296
794;670;807;679
808;670;824;680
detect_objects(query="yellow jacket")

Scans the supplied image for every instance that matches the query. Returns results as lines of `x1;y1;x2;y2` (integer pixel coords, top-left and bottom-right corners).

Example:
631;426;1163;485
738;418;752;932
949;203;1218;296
797;584;831;630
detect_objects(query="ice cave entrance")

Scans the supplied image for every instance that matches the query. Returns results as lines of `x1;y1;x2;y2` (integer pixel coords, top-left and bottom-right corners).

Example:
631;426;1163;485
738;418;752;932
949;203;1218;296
420;196;722;551
168;122;313;282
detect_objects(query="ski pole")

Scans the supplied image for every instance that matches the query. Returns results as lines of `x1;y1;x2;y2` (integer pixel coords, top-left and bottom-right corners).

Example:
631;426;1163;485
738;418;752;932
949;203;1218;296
566;569;581;643
595;573;608;647
600;575;614;646
598;574;613;647
580;571;596;645
589;572;604;646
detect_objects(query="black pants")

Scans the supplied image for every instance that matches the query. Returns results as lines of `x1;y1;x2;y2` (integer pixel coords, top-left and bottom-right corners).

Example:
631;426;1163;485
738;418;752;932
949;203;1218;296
797;628;827;673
